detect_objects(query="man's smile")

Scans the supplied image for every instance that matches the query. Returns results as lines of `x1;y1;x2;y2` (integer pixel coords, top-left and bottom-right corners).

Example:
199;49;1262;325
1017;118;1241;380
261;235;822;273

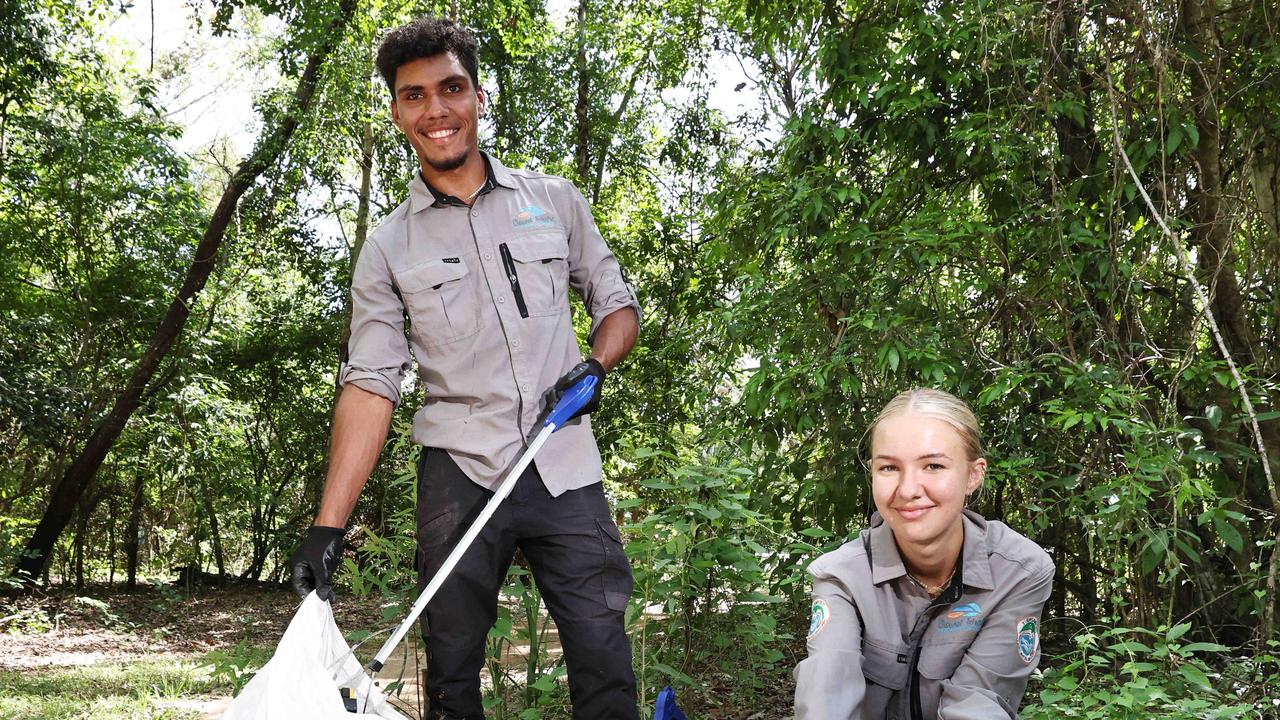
423;127;459;141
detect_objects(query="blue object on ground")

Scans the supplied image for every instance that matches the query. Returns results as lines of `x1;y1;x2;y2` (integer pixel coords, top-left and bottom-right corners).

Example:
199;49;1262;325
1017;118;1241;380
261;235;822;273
654;685;687;720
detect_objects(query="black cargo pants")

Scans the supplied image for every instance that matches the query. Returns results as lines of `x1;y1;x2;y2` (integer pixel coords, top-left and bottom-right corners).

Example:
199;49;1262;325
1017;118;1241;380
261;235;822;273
415;448;637;720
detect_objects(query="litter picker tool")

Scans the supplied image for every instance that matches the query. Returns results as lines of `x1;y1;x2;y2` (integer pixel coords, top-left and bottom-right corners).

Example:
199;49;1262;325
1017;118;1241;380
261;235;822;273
365;373;599;675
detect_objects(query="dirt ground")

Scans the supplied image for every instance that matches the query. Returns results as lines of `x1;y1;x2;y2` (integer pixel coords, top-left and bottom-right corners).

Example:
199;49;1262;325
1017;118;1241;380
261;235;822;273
0;583;395;672
1;583;794;719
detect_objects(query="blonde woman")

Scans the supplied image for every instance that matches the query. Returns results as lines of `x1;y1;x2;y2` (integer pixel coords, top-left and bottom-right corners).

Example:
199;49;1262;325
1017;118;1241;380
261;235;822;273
794;389;1053;719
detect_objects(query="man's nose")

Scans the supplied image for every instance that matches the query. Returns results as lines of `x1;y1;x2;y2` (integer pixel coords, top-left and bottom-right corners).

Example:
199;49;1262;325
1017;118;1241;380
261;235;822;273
425;92;449;117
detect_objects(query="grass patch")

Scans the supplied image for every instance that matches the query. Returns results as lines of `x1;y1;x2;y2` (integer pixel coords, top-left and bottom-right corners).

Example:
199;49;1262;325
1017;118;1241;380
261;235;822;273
0;649;274;720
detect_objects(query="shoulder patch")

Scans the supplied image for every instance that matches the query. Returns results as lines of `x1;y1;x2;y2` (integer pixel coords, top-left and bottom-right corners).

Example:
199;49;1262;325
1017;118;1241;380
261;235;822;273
808;598;830;639
1017;616;1039;663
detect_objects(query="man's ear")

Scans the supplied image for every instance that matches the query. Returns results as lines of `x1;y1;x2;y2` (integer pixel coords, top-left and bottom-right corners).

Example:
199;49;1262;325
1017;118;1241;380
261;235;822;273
477;88;487;116
389;99;400;124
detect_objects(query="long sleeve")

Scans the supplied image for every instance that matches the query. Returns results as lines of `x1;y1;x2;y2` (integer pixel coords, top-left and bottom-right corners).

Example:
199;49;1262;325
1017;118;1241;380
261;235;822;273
557;181;641;344
794;575;867;719
338;239;412;407
937;563;1054;719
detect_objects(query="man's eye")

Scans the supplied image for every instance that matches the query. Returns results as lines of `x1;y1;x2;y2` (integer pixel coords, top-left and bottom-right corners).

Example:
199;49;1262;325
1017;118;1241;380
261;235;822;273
446;84;461;93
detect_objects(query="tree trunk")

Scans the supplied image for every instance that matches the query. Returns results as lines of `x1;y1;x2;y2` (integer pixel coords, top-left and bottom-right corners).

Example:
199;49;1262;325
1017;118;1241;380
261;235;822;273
573;0;591;187
107;499;116;585
198;475;226;579
9;0;360;587
125;472;144;589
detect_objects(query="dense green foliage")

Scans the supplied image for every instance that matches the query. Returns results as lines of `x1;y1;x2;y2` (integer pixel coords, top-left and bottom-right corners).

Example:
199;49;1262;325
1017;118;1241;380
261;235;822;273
3;0;1278;716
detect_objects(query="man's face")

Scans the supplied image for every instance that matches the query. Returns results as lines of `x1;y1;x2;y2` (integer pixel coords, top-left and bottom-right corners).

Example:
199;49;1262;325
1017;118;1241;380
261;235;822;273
390;52;483;173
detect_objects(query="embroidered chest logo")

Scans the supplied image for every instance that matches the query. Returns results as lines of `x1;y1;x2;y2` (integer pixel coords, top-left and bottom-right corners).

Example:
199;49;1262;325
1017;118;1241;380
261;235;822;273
936;602;984;634
512;204;558;228
808;598;830;639
1017;616;1040;663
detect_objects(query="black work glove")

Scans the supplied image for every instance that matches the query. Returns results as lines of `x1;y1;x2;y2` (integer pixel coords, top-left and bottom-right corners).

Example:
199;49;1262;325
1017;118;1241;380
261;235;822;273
546;358;606;424
287;525;345;602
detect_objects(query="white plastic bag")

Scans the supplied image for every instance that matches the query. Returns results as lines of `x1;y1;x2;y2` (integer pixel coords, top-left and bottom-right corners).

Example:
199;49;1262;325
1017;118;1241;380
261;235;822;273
221;592;409;720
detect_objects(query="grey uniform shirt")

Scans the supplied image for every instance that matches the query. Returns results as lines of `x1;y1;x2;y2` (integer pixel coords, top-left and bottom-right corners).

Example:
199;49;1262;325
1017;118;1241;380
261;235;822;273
338;153;641;494
794;510;1054;720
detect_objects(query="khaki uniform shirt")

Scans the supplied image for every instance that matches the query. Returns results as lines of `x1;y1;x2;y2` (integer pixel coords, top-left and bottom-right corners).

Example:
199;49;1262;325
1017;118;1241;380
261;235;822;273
794;510;1054;719
338;154;641;495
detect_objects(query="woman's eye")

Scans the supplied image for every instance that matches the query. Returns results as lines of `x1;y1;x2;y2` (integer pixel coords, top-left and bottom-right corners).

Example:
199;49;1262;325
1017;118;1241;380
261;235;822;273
925;463;945;471
877;464;897;473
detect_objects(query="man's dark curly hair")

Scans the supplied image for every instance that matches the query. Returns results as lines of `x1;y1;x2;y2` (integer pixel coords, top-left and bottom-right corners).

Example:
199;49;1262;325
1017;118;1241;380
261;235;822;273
375;17;479;95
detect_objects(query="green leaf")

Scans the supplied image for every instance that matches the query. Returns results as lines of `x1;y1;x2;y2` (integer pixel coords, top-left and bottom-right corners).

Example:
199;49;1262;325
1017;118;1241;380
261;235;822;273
1214;516;1244;554
1180;642;1230;654
1165;622;1191;643
1177;663;1210;689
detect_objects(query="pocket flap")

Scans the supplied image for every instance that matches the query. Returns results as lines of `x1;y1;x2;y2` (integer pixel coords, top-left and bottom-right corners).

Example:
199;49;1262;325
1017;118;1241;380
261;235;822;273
398;258;469;292
861;639;910;690
507;236;568;263
916;642;966;679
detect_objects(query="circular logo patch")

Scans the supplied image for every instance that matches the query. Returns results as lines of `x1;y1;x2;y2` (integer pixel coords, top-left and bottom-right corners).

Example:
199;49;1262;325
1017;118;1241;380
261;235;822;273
808;598;830;639
1017;616;1039;663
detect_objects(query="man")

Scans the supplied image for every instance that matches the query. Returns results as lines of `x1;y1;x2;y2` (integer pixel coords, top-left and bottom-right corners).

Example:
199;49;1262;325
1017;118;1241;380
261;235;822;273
286;17;642;720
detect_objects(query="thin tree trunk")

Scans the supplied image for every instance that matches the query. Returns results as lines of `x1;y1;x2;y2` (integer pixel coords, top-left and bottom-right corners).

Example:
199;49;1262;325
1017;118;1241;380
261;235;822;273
199;475;226;579
573;0;591;187
108;499;116;585
125;472;144;589
9;0;360;587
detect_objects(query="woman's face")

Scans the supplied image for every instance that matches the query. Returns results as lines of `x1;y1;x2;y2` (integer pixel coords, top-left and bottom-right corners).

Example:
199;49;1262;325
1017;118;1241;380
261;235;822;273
870;413;986;553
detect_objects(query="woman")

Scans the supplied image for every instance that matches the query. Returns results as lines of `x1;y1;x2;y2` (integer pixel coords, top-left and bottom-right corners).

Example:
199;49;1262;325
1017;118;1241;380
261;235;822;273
794;388;1053;719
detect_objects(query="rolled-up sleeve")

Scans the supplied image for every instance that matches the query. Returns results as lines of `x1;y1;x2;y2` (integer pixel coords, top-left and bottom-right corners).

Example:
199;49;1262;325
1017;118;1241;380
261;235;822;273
938;563;1054;719
558;181;642;344
338;239;411;407
794;573;866;719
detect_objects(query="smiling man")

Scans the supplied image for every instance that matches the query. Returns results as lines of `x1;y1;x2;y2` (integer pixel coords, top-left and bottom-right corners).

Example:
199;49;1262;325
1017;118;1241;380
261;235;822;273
285;17;642;720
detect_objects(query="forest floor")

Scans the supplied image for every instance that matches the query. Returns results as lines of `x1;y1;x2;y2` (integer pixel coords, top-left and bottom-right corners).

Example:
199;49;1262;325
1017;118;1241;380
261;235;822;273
0;582;795;719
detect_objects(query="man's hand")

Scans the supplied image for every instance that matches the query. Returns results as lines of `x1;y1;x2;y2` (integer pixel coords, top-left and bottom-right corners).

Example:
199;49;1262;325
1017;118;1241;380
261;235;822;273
288;526;346;602
546;359;606;423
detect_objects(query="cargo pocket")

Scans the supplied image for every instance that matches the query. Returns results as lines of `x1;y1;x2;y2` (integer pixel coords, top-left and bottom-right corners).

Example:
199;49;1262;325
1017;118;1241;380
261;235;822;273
506;234;569;317
595;518;633;612
396;256;481;346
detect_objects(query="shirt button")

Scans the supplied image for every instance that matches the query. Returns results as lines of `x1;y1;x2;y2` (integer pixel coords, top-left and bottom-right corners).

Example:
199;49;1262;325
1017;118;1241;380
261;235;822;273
471;211;479;218
484;252;492;260
512;338;521;347
498;297;506;304
521;383;530;392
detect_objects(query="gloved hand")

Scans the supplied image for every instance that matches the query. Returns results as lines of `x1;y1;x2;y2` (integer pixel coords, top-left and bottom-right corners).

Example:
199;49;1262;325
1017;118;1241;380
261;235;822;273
287;525;345;602
546;359;605;424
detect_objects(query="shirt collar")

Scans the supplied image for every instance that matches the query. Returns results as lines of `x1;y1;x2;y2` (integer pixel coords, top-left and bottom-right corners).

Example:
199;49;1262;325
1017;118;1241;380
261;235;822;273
865;509;995;591
408;152;512;213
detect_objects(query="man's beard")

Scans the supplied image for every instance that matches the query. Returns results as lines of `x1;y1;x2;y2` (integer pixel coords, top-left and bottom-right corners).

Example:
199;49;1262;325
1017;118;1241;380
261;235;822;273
425;146;468;172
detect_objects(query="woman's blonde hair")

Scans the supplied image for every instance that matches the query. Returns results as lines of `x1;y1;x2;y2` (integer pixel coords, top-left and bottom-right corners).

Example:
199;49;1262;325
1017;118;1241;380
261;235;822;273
867;388;984;461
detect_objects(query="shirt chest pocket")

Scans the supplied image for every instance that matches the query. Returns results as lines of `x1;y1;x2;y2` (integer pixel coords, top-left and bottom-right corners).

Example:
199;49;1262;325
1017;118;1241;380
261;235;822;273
396;257;482;347
503;234;569;318
861;639;910;691
916;640;967;680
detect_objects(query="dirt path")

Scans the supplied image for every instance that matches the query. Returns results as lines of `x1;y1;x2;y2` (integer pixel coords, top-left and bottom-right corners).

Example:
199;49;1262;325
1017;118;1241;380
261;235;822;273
0;583;568;719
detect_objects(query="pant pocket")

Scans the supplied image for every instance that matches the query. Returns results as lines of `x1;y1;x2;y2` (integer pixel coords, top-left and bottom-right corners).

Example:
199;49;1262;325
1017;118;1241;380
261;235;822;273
594;518;633;612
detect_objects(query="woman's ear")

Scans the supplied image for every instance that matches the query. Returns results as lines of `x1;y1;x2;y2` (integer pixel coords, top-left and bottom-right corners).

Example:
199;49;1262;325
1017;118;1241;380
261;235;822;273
966;457;987;495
